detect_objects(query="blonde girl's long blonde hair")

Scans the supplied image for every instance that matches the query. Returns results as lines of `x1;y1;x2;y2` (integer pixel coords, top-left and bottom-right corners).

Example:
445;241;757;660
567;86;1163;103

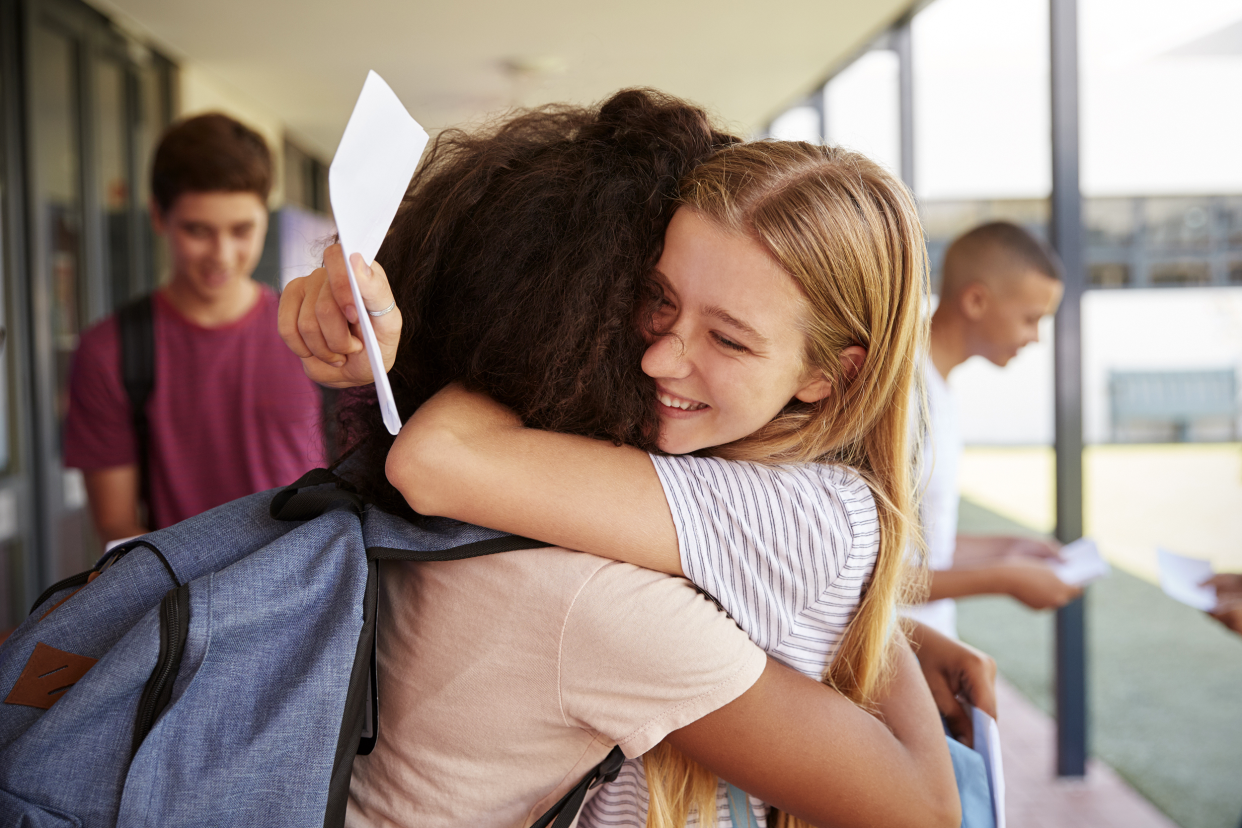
642;141;930;828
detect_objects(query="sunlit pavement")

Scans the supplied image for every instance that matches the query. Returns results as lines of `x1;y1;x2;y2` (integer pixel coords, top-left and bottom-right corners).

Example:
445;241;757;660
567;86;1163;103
995;676;1177;828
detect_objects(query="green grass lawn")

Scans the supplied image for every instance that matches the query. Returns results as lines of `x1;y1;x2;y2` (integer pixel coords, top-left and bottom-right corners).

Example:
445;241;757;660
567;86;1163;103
956;497;1242;828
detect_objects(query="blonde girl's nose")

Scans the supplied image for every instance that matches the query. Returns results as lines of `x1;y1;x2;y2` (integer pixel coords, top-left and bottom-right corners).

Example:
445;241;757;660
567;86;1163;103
642;330;692;380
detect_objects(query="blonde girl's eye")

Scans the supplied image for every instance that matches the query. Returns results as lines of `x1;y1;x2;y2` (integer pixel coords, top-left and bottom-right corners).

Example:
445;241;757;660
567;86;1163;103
712;332;748;353
650;294;677;329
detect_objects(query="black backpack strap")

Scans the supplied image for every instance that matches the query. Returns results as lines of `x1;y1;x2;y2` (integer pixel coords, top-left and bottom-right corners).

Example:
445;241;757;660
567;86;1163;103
117;294;155;520
270;468;365;520
529;746;627;828
366;533;549;562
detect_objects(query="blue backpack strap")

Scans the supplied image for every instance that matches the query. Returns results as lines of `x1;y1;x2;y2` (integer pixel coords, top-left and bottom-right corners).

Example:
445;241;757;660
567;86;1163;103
946;736;997;828
726;784;761;827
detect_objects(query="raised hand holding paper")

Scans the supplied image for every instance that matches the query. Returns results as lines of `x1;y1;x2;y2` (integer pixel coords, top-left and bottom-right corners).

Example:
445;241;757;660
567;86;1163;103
329;71;429;435
1157;548;1217;611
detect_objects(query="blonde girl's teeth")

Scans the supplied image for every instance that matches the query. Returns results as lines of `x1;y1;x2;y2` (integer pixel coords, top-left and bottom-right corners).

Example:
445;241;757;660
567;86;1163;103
659;393;705;411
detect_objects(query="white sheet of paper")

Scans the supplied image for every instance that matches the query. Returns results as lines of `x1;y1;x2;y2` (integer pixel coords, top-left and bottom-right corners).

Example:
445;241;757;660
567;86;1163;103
329;71;429;435
970;705;1006;828
1157;548;1217;611
1053;537;1111;587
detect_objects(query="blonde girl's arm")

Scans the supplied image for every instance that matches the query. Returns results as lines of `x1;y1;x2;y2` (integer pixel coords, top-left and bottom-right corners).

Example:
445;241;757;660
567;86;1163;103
391;383;873;668
668;638;960;828
388;382;684;575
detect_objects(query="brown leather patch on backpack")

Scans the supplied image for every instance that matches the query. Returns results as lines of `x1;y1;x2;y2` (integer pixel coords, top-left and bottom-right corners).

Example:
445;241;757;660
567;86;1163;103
4;642;99;709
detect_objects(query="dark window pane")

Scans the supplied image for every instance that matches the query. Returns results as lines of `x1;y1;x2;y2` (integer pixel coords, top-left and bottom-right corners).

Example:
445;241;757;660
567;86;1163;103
1224;197;1242;249
1090;263;1130;287
31;24;82;430
1144;198;1212;252
96;59;132;313
1148;261;1211;285
1086;198;1136;248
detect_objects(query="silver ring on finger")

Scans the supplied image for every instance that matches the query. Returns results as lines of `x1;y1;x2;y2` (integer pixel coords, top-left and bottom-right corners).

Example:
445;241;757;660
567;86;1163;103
367;300;397;317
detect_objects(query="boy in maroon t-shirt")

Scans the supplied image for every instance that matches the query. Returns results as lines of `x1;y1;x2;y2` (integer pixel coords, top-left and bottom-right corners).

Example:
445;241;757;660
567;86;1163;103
64;113;324;541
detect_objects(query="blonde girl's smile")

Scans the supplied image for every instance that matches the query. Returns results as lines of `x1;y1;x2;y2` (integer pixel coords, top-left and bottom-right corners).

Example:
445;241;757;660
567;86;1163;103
655;385;709;414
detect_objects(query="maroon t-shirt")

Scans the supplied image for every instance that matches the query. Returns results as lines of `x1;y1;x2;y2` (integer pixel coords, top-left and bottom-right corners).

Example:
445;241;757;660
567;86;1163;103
64;285;325;530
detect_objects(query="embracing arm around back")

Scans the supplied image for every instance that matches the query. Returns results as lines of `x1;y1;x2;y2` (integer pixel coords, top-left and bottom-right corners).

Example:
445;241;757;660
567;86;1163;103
676;636;959;828
387;383;683;575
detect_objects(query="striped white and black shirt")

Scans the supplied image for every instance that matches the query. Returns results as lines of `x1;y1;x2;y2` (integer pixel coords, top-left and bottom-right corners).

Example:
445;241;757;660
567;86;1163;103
580;455;880;828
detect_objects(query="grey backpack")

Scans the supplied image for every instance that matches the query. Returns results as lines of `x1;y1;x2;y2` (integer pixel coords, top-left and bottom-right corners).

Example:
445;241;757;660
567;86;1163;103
0;469;622;827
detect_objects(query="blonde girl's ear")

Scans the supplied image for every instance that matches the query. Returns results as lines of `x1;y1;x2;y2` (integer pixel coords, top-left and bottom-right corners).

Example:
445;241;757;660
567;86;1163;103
839;345;866;382
793;346;866;404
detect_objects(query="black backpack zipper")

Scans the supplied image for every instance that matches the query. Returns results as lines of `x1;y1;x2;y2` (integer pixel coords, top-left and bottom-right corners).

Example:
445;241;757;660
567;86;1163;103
29;571;92;615
131;581;191;758
29;539;178;615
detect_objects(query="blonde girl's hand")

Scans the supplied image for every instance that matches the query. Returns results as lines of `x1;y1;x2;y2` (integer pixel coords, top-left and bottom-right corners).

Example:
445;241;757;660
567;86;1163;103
278;243;402;388
909;620;997;746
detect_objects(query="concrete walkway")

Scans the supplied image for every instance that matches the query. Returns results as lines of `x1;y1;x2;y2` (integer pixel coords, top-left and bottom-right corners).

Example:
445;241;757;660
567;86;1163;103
996;676;1178;828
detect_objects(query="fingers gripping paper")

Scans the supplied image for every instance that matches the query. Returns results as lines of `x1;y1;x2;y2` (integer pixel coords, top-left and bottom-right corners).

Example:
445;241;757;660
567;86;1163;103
1157;548;1217;611
329;71;429;435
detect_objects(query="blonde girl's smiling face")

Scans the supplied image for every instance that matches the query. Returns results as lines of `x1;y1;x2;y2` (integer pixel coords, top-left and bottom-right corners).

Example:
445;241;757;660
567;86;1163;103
643;207;833;455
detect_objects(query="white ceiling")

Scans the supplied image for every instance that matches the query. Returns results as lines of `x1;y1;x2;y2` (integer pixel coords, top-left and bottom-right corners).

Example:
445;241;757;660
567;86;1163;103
91;0;917;159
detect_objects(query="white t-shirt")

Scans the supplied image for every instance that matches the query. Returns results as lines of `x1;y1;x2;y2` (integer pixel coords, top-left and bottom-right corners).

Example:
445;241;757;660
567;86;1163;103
581;455;880;827
904;360;963;638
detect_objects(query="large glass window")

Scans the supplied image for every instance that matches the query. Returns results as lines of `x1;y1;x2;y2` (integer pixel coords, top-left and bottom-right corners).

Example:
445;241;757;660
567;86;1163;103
31;23;83;434
96;58;132;313
14;0;175;610
824;49;900;176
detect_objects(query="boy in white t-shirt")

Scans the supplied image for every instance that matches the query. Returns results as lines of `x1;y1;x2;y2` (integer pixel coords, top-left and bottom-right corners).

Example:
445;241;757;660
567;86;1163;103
907;221;1081;638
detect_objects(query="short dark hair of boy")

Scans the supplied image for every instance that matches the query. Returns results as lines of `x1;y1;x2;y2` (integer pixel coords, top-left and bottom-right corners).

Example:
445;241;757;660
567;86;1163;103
151;113;272;213
949;221;1063;282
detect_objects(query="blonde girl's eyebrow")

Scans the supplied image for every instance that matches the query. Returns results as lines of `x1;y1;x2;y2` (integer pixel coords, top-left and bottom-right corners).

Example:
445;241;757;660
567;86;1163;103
703;305;770;346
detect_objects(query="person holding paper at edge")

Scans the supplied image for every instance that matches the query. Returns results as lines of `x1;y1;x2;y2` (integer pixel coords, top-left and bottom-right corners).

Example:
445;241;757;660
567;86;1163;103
906;221;1081;640
1204;573;1242;635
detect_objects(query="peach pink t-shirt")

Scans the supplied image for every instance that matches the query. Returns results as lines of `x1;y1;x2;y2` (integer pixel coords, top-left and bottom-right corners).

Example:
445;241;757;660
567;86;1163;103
345;546;767;828
63;287;324;528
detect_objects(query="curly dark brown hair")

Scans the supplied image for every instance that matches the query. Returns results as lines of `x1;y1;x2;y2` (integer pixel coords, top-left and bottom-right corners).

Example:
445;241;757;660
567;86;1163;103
336;89;737;514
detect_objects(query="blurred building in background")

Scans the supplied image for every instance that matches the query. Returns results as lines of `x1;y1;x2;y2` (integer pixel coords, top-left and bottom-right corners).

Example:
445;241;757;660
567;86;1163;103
0;0;339;626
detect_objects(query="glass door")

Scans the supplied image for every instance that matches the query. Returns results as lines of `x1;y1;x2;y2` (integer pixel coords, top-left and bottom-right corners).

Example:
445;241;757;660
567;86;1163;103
16;0;172;612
